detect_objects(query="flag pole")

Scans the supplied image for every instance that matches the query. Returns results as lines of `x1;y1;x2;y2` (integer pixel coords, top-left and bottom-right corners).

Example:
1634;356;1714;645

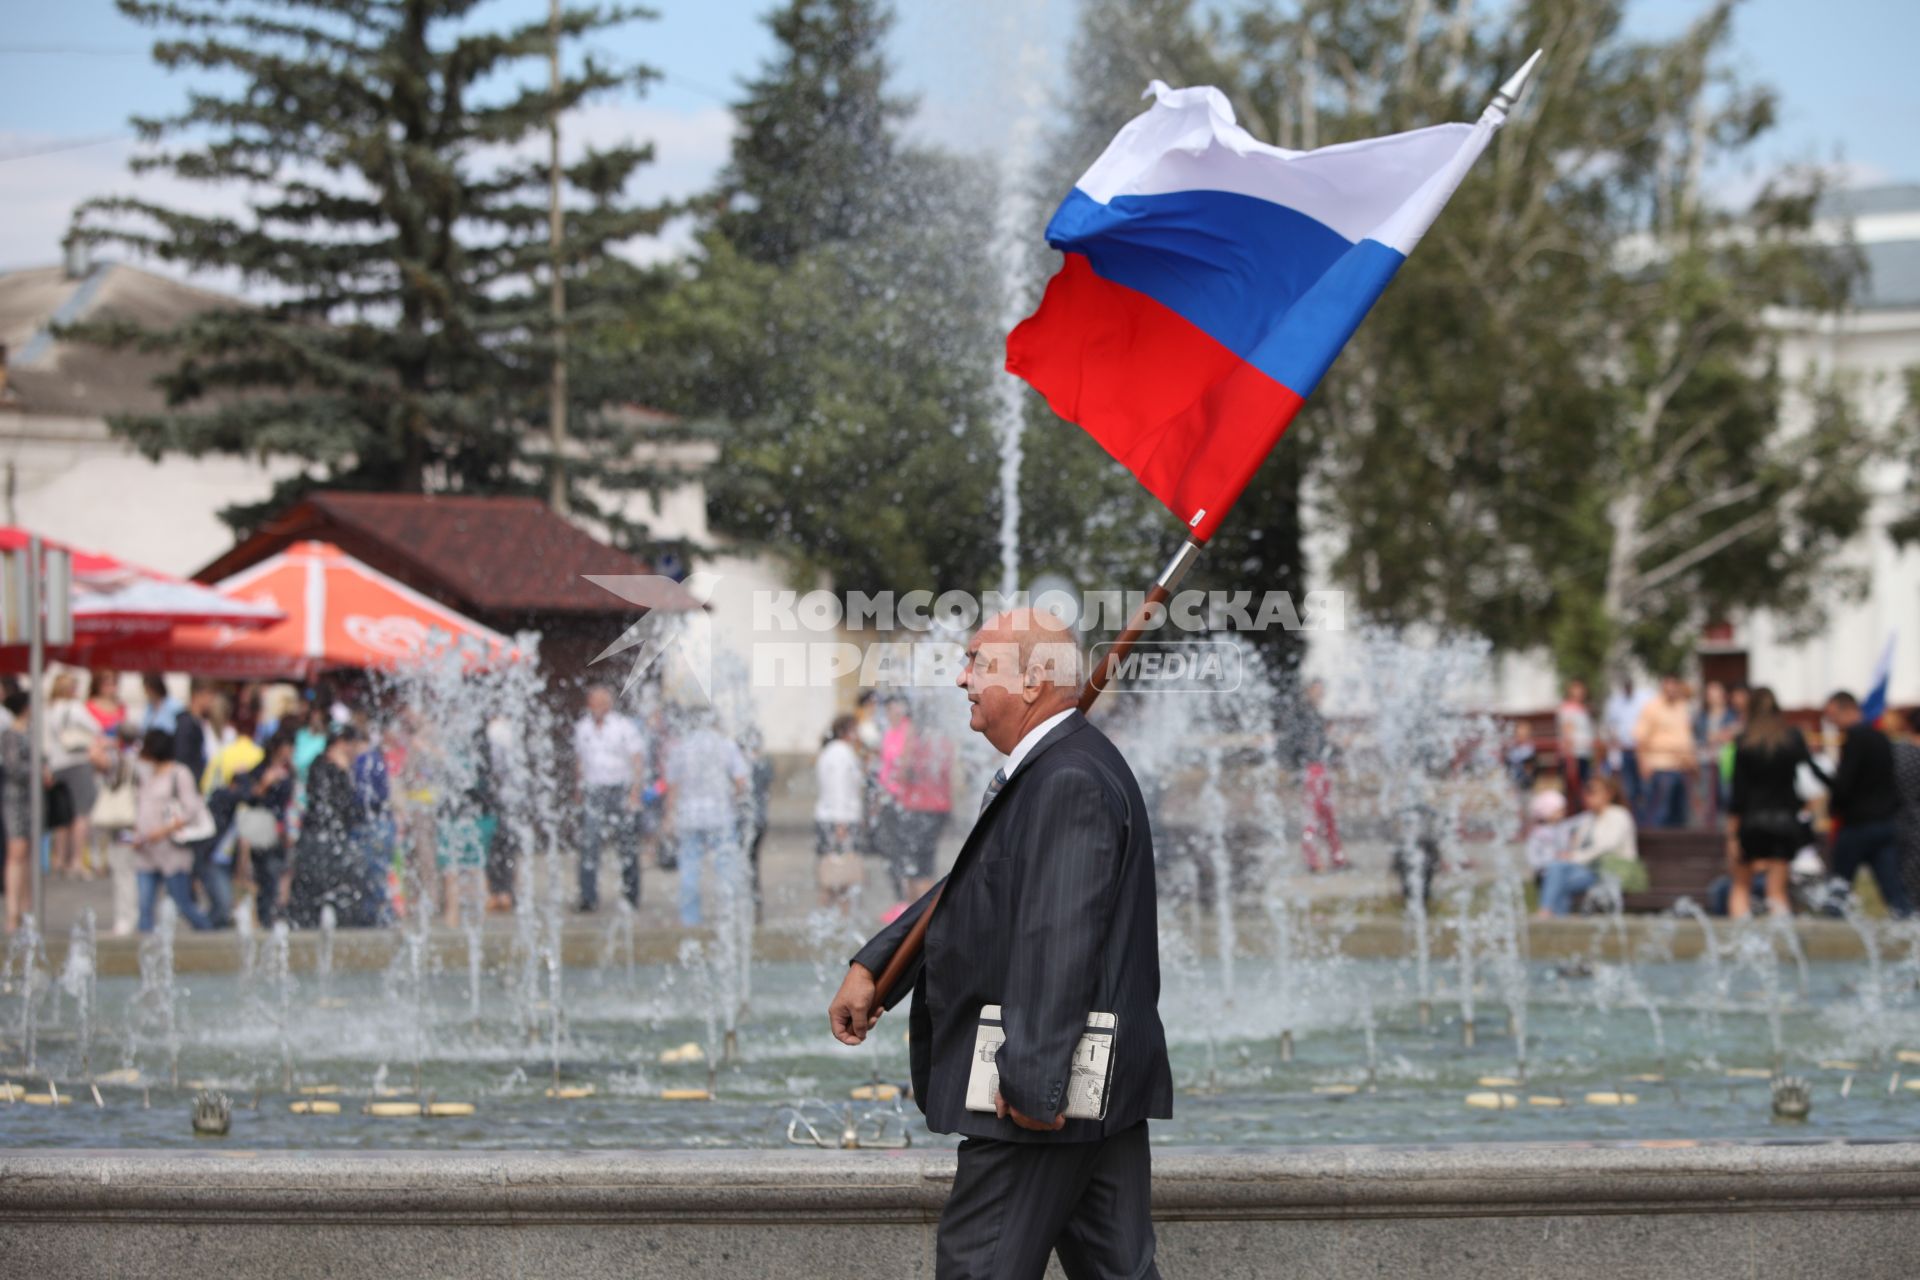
868;49;1544;1011
1077;539;1204;712
869;539;1205;1007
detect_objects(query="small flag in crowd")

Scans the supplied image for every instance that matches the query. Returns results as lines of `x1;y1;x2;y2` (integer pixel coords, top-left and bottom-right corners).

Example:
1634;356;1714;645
1007;72;1528;542
1862;631;1896;725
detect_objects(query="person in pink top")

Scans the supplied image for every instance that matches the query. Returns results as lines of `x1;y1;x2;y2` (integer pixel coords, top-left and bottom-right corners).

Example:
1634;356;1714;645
877;695;953;900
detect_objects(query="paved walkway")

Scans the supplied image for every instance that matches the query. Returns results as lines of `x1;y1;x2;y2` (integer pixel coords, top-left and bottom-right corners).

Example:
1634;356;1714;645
19;769;1428;942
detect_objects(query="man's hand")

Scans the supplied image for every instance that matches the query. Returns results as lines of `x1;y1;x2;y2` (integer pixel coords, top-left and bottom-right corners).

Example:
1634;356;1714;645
829;962;882;1045
994;1090;1065;1132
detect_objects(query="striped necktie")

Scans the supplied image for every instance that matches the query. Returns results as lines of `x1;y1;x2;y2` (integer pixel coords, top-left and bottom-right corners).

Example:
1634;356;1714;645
979;767;1008;815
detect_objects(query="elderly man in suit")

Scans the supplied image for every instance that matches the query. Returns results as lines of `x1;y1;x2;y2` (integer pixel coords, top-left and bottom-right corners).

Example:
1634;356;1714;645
829;608;1171;1279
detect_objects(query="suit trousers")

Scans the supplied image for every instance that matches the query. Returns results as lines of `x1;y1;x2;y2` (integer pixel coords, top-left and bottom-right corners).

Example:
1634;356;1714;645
936;1121;1160;1280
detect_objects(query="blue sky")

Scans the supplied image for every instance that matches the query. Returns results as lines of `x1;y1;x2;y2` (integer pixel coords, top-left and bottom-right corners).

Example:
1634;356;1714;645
1;0;1914;273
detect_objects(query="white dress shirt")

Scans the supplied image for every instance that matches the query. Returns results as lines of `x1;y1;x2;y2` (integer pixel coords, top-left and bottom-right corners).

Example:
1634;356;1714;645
1003;709;1076;778
574;712;645;789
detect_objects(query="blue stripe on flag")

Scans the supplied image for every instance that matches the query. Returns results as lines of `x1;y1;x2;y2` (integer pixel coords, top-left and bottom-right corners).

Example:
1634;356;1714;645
1046;186;1406;395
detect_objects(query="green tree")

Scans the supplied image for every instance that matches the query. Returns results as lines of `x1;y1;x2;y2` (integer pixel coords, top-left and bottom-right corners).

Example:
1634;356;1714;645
716;0;910;267
67;0;670;535
1260;0;1875;684
1888;367;1920;548
630;0;1002;594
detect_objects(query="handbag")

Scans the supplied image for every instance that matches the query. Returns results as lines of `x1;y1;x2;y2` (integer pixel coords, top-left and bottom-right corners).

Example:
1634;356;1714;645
165;766;216;843
54;703;94;755
816;849;865;892
92;778;137;831
1596;852;1649;894
236;805;281;850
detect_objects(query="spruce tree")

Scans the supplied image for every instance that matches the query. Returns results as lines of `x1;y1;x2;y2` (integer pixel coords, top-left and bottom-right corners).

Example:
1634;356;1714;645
716;0;910;267
67;0;670;535
633;0;1003;594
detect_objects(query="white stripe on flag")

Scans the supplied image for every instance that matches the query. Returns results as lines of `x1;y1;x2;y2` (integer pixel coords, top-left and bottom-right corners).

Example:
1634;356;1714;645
1073;80;1491;254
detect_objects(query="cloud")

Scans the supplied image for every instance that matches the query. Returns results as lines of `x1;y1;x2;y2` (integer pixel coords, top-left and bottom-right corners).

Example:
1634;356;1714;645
0;101;735;293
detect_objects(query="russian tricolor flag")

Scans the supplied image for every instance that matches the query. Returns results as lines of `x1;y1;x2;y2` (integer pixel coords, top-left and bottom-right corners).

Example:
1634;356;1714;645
1008;80;1510;541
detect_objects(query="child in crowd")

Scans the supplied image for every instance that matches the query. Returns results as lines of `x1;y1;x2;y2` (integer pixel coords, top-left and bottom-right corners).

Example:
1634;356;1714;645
1524;788;1573;884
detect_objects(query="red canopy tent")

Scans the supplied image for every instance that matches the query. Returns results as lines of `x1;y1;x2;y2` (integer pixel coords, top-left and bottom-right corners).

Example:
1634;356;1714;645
87;540;517;679
0;527;285;669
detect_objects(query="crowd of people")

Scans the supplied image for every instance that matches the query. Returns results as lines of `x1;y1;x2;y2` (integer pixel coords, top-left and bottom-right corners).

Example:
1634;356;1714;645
0;671;779;938
1524;676;1920;920
810;691;955;916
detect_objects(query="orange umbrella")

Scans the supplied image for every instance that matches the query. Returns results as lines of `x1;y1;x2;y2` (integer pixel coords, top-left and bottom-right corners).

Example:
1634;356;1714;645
90;541;516;679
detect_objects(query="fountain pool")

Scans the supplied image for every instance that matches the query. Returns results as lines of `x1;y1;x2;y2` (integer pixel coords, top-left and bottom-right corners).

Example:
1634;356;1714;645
7;944;1920;1150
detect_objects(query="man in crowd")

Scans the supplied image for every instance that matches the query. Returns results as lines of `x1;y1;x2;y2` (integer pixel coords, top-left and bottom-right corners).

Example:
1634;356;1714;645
1635;675;1697;828
571;683;646;913
1603;675;1653;815
663;708;750;927
1824;690;1911;918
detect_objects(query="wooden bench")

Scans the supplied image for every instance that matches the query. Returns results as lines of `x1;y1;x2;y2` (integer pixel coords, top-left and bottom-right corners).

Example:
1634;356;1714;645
1618;828;1725;912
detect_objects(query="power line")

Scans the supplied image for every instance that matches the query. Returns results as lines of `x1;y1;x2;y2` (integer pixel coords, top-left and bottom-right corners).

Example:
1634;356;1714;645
0;134;128;163
0;45;145;56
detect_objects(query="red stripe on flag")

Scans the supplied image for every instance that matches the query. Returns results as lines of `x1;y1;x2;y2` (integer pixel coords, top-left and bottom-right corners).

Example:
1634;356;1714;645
1006;253;1304;543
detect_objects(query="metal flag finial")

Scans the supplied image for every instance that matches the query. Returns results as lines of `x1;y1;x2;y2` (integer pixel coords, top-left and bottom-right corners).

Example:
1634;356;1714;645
1491;49;1544;115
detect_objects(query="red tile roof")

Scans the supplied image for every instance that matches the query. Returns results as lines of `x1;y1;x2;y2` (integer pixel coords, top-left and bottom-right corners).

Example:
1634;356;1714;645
195;493;684;616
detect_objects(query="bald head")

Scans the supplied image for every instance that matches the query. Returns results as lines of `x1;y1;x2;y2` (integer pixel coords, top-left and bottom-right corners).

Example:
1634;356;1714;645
958;608;1083;753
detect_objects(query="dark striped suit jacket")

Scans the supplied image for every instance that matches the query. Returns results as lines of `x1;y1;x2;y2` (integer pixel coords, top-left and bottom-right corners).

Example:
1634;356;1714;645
853;711;1173;1142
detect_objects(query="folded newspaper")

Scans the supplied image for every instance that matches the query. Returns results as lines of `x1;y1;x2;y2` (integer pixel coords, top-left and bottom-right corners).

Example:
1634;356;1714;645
964;1004;1115;1121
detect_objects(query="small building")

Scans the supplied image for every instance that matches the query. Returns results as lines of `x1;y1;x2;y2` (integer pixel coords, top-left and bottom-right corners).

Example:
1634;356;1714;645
193;491;692;689
0;259;297;573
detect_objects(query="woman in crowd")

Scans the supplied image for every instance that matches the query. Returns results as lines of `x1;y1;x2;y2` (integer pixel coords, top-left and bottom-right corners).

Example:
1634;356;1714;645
131;728;212;931
85;669;125;735
434;727;495;928
1725;687;1819;919
1695;680;1740;822
44;672;101;880
291;701;331;781
236;731;297;926
95;723;143;935
284;724;374;927
1;689;32;932
814;713;865;913
1537;774;1640;917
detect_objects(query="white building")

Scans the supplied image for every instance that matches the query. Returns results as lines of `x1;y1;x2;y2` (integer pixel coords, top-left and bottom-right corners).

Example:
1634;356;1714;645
0;260;841;755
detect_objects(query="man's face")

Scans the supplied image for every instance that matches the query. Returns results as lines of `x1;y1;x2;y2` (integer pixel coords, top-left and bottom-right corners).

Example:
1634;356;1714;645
1568;681;1586;703
959;625;1020;741
1827;699;1861;729
1662;677;1684;702
587;688;612;720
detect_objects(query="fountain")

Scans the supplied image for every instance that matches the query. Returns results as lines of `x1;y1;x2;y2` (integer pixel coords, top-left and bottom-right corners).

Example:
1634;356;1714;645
0;625;1914;1154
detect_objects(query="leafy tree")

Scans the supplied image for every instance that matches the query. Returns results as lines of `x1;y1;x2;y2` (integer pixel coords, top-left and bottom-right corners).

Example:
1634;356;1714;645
66;0;669;536
1249;0;1876;684
1022;0;1882;690
630;0;1002;594
1888;367;1920;548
